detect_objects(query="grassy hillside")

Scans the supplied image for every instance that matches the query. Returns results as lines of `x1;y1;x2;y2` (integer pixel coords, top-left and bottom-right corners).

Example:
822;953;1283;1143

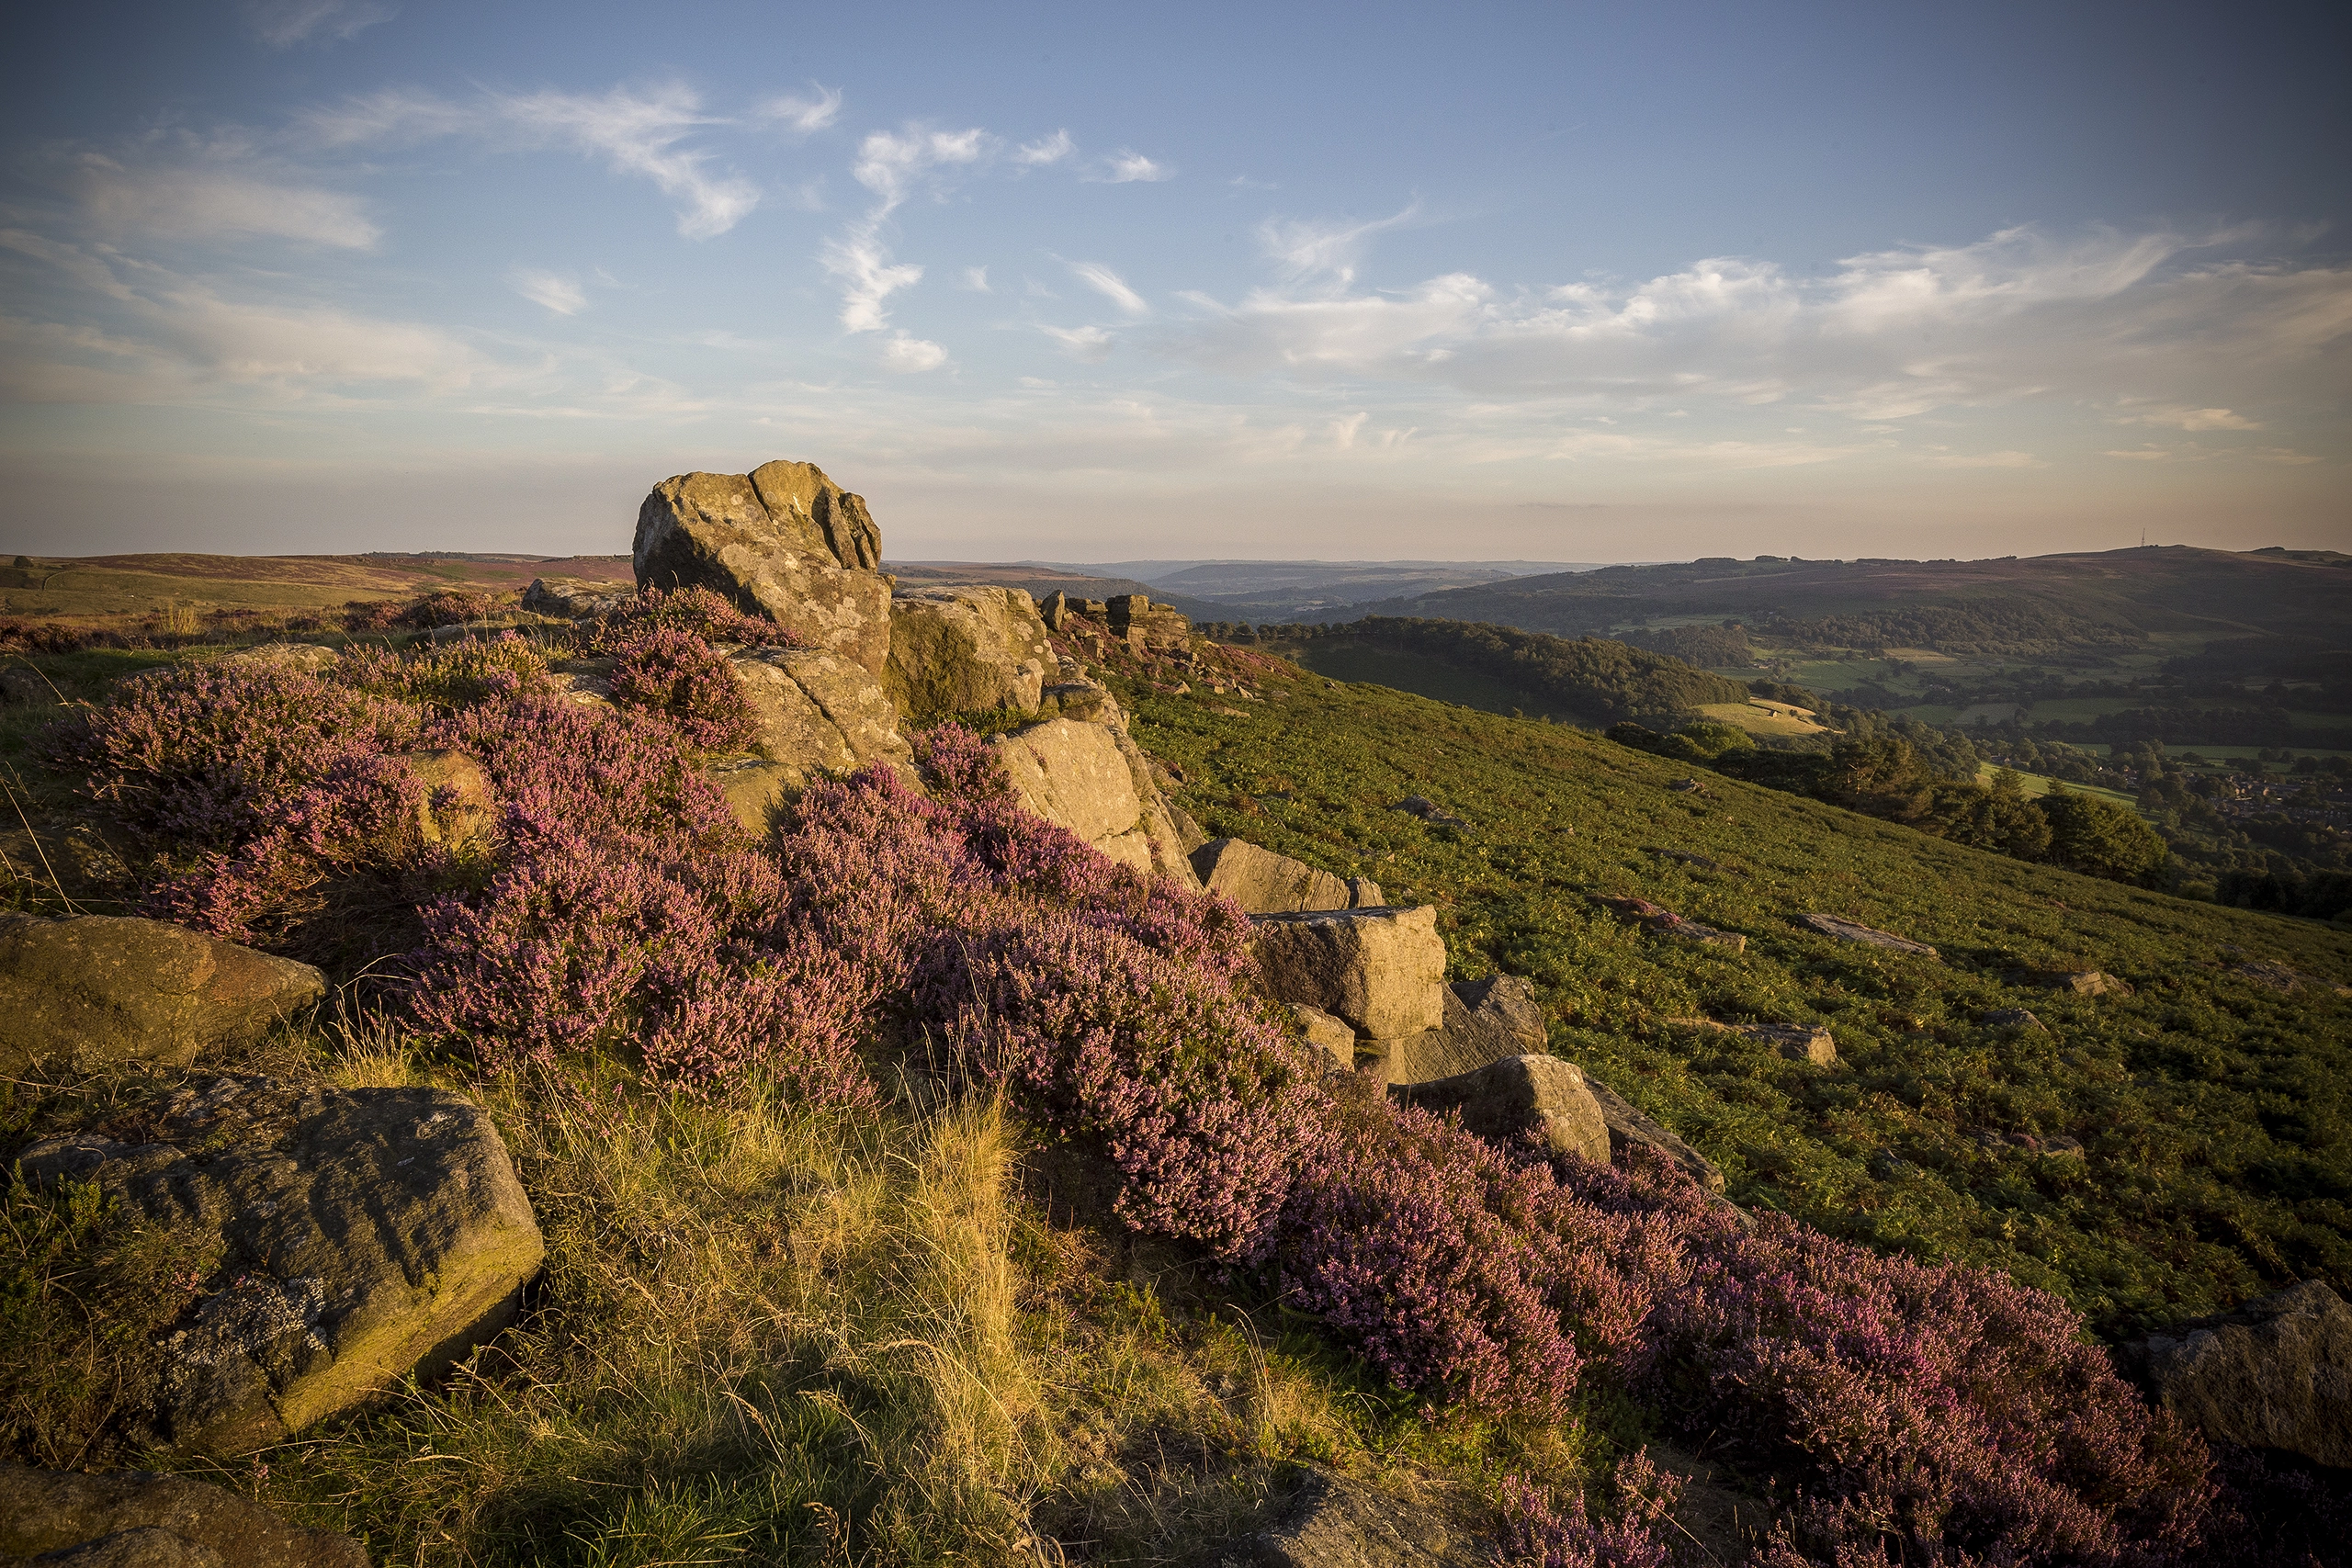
1121;661;2352;1341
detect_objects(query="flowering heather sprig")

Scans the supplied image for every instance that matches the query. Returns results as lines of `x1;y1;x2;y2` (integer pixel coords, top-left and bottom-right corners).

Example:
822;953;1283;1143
588;585;802;652
1498;1453;1679;1568
398;590;501;629
606;625;757;751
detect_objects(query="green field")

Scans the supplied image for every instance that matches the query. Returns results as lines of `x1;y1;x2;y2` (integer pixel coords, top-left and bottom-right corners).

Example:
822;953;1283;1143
1976;762;2140;808
1129;670;2351;1340
1281;638;1579;720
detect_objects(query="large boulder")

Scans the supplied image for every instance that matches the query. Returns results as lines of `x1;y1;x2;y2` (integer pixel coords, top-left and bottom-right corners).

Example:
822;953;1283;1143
717;648;915;829
985;718;1199;886
633;461;892;675
14;1075;545;1454
1104;593;1193;654
1389;1055;1611;1163
1377;975;1547;1085
1251;906;1446;1043
0;1468;358;1566
0;915;325;1077
522;576;633;618
1190;839;1351;914
2125;1281;2352;1468
0;1465;366;1567
884;585;1052;719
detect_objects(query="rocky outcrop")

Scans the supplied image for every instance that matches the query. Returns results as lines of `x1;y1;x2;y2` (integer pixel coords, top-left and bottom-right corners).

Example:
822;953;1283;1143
1390;1054;1611;1163
633;461;891;675
884;585;1052;719
1103;594;1192;654
1379;976;1548;1085
1251;906;1447;1044
1584;1077;1724;1190
1035;679;1123;725
2125;1281;2352;1468
724;646;914;817
1742;1021;1837;1066
2005;968;2132;997
986;718;1199;885
0;1465;366;1568
1216;1468;1487;1568
0;916;325;1077
14;1075;544;1454
522;576;633;617
1190;839;1352;914
1289;1004;1357;1070
1797;912;1939;956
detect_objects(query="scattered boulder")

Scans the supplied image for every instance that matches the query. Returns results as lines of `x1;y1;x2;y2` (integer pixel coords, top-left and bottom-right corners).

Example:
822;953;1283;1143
883;585;1053;719
1599;897;1747;953
1796;912;1939;957
217;644;341;674
398;750;495;850
2005;968;2132;997
2124;1281;2352;1469
1191;839;1351;914
1981;1007;2046;1032
1288;1004;1357;1071
13;1075;544;1454
1250;906;1446;1043
985;718;1199;885
706;758;797;838
1396;795;1468;829
0;1464;366;1568
1583;1077;1724;1191
633;461;891;675
2217;954;2352;997
1380;976;1548;1085
0;664;52;705
522;576;633;618
0;915;325;1077
1215;1468;1488;1568
729;647;914;787
1390;1054;1611;1163
1741;1021;1837;1066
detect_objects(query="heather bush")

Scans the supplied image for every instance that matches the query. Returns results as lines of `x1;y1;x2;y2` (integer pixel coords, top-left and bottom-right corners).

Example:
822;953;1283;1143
607;624;758;750
1498;1453;1679;1568
587;584;802;652
398;589;501;629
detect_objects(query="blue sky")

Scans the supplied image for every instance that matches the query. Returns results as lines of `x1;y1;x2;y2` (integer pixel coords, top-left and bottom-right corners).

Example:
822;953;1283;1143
3;0;2346;562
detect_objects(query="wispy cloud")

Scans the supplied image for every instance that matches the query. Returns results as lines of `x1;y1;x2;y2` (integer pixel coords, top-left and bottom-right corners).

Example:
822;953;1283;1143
1014;130;1074;166
961;266;990;292
1261;203;1419;287
70;152;380;249
2119;405;2258;430
242;0;394;49
759;83;842;134
882;333;947;372
1042;323;1114;360
820;232;923;333
1068;260;1148;316
1096;151;1172;184
852;125;992;208
511;268;585;316
1923;449;2044;468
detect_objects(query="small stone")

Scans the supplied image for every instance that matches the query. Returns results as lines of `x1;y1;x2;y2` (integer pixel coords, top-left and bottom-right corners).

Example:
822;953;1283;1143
2004;968;2132;997
1288;1004;1357;1070
1981;1007;2045;1031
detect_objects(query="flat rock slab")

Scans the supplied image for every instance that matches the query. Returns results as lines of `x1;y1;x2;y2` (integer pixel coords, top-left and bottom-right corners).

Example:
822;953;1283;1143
1389;1054;1610;1163
1251;907;1445;1043
16;1076;544;1455
2124;1280;2352;1469
1738;1021;1837;1066
1597;897;1745;953
1584;1077;1724;1191
884;585;1052;719
0;915;325;1077
1216;1470;1488;1567
1796;912;1938;957
522;576;632;617
1379;976;1547;1085
1192;839;1351;914
0;1464;365;1567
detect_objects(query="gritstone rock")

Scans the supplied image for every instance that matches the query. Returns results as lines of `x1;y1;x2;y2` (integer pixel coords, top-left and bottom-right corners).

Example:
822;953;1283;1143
1582;1077;1724;1191
0;915;324;1077
2004;967;2132;997
13;1075;544;1456
1104;594;1193;654
1289;1004;1357;1071
1598;896;1746;952
1981;1008;2047;1032
1215;1468;1488;1568
1250;906;1446;1043
1345;875;1385;909
1035;680;1123;725
2125;1281;2352;1469
710;647;914;833
985;718;1199;886
1190;839;1352;914
884;585;1052;719
0;665;51;705
1379;976;1548;1085
0;1465;366;1567
397;750;495;851
522;576;633;618
633;460;891;675
1390;1054;1611;1163
1740;1021;1837;1066
1796;912;1939;957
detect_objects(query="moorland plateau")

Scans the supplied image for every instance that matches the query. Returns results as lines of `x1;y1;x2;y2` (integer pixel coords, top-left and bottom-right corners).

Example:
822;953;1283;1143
1;472;2347;1567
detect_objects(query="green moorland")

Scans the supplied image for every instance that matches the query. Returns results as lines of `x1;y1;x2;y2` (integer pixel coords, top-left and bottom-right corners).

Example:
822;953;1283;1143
1118;660;2352;1341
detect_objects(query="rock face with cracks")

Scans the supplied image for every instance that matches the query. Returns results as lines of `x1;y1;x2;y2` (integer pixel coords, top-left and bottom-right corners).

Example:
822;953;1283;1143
14;1075;544;1455
1250;906;1447;1044
1379;975;1548;1085
633;461;891;674
883;585;1054;720
985;717;1200;886
0;1464;367;1568
2127;1280;2352;1468
713;648;915;833
0;914;324;1077
1389;1054;1612;1163
1190;838;1358;914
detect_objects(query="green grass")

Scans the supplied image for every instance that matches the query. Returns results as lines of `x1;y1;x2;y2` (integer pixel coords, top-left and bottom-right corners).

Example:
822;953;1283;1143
1279;638;1577;720
1974;763;2141;810
1122;666;2352;1340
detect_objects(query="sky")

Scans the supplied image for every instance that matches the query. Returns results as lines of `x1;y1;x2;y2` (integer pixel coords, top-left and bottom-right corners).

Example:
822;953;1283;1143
2;0;2347;564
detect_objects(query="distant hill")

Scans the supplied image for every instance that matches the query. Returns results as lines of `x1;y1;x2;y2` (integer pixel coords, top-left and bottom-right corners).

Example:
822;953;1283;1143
886;561;1227;623
1061;558;1604;623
